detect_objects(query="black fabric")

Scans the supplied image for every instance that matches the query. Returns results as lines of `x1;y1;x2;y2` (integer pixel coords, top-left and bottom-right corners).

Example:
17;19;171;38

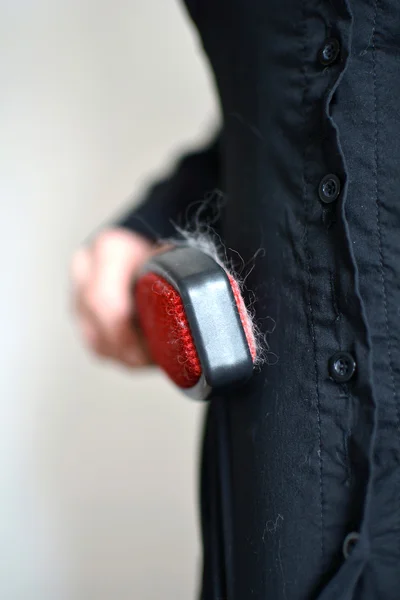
117;132;221;241
119;0;400;598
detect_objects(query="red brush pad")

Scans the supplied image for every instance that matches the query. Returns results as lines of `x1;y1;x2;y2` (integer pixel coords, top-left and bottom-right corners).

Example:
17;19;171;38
135;270;256;390
135;272;202;388
227;274;257;362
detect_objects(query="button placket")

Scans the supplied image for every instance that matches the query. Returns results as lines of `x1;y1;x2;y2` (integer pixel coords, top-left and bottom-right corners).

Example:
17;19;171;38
309;8;376;578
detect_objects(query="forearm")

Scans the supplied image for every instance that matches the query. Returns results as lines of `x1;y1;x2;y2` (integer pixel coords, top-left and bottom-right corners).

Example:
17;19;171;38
116;131;222;242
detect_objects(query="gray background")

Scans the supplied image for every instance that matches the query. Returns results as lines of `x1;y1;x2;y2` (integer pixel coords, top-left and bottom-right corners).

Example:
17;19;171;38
0;1;218;598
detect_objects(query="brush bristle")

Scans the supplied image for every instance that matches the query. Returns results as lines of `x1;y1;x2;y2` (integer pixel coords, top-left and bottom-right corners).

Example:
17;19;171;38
227;273;257;362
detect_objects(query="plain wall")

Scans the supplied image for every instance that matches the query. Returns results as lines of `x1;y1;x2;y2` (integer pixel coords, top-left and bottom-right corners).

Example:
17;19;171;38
0;1;217;598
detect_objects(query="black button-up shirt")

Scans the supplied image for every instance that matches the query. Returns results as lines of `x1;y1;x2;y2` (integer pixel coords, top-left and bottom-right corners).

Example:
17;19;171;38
119;1;400;598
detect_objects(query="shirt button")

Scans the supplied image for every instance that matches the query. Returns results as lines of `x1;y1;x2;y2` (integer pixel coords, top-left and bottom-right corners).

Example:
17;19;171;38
318;174;341;204
319;38;341;66
342;532;360;559
329;351;356;383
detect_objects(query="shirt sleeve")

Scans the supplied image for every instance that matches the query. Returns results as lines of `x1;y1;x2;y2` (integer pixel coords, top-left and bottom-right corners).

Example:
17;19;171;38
116;131;222;242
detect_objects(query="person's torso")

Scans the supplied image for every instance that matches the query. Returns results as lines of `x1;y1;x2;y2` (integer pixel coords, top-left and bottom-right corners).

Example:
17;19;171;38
184;2;400;598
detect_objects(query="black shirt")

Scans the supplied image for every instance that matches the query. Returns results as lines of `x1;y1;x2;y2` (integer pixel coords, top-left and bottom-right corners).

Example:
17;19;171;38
119;1;400;598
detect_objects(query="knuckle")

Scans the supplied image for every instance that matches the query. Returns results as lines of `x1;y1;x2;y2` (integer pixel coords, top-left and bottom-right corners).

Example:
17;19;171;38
93;229;120;254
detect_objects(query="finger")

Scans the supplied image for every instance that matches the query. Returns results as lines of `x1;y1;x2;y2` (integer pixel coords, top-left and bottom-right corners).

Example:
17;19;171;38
87;240;137;347
78;283;147;363
77;314;109;356
77;295;118;359
70;249;93;319
116;350;151;369
117;327;153;367
71;247;92;291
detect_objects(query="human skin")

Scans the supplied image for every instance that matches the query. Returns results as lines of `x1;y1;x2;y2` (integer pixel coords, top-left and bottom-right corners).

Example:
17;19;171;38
70;228;158;368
